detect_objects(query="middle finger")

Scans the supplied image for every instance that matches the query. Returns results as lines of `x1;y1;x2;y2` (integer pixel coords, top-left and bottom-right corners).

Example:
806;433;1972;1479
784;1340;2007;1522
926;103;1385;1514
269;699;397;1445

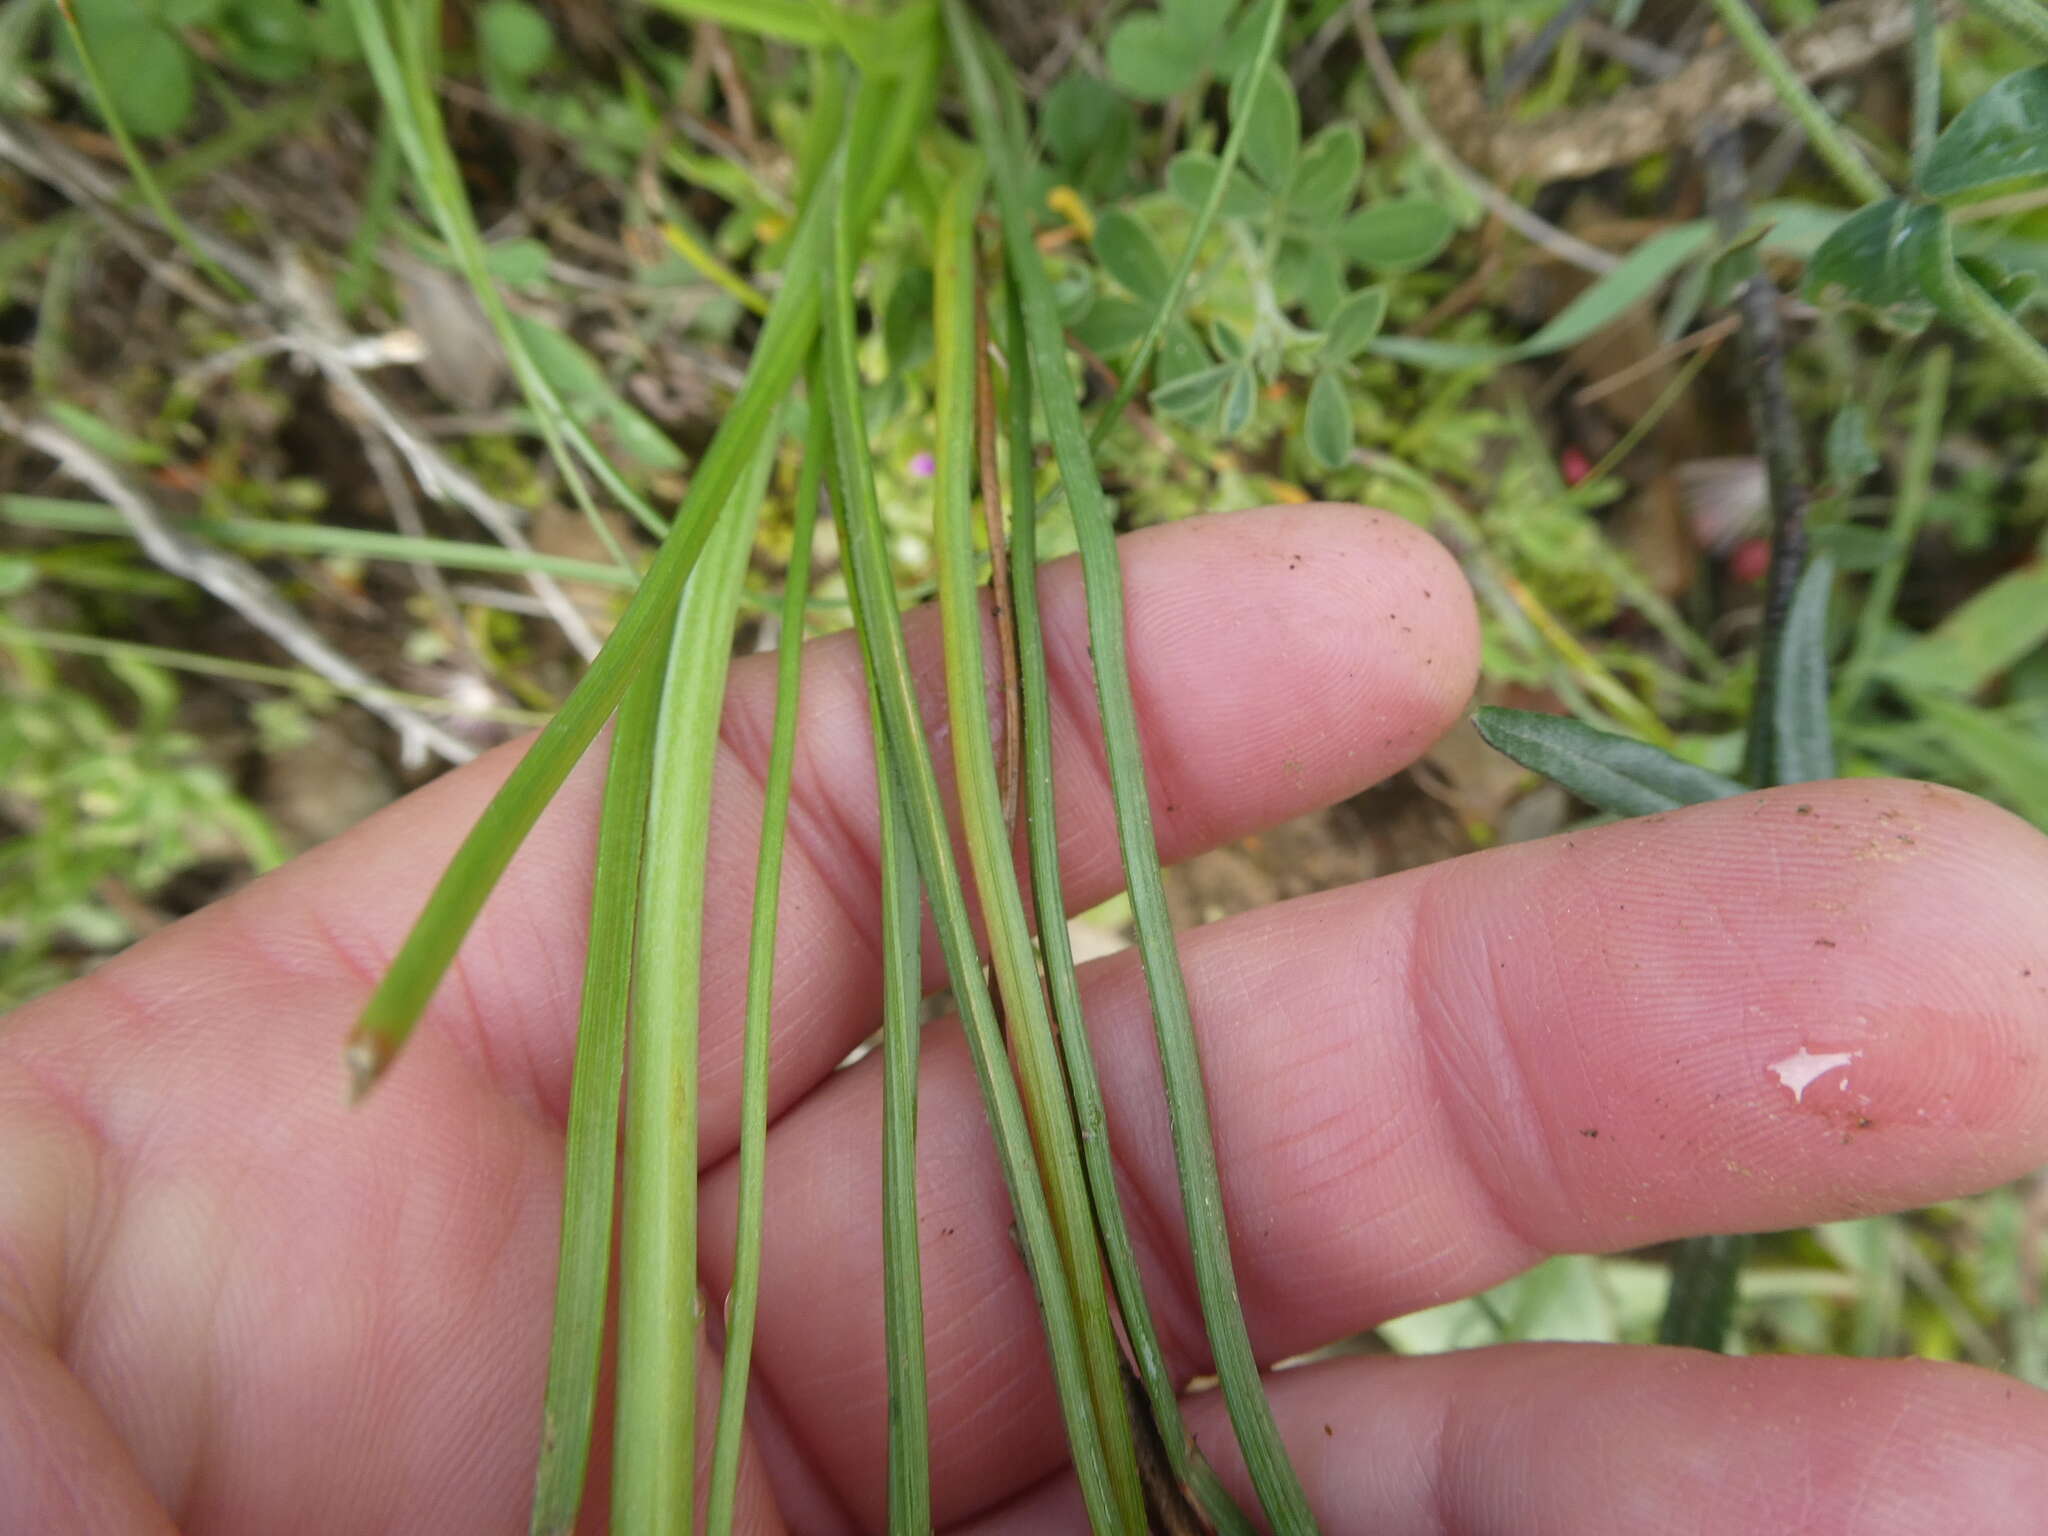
701;779;2048;1528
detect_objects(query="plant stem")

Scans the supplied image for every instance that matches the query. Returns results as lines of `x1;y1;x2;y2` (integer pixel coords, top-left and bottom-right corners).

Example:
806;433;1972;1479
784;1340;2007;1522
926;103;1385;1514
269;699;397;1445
704;417;824;1536
1006;283;1260;1536
1909;0;1939;186
614;420;779;1536
932;158;1148;1536
0;620;546;727
1838;346;1951;712
347;0;663;545
1703;0;1889;205
1658;1233;1755;1347
529;663;664;1536
1700;134;1815;790
1943;265;2048;397
1661;131;1815;1347
818;138;1131;1536
949;6;1319;1528
344;188;829;1089
875;698;932;1536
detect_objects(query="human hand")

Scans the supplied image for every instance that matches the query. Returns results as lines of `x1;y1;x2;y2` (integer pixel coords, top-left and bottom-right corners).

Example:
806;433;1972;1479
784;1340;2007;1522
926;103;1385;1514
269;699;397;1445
4;504;2046;1534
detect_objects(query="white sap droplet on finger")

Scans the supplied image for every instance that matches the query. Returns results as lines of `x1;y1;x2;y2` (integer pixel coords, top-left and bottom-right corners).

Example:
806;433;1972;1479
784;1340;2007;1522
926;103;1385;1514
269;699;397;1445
1768;1046;1859;1104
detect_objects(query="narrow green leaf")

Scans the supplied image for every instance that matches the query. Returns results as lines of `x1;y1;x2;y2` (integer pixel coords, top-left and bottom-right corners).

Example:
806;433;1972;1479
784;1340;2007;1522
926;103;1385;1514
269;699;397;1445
345;185;831;1088
874;722;931;1534
1657;1233;1753;1350
818;129;1131;1536
1923;66;2048;202
1006;282;1260;1536
1881;562;2048;698
705;414;825;1536
949;6;1320;1528
1303;369;1353;471
1909;693;2048;826
613;416;779;1536
56;0;243;297
0;496;639;588
930;162;1145;1532
1473;707;1748;817
511;315;685;470
1518;222;1717;351
641;0;830;45
1764;552;1839;786
346;0;664;542
528;662;663;1536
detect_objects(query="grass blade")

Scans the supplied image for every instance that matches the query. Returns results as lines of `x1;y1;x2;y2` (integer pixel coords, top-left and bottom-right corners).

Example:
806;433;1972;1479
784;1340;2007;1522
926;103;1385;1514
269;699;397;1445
614;417;780;1535
0;496;640;589
530;662;665;1536
344;180;831;1092
344;0;660;547
875;636;933;1536
703;416;826;1535
947;7;1320;1527
1004;286;1259;1536
1839;346;1950;712
1657;1232;1754;1349
818;143;1128;1535
931;159;1146;1533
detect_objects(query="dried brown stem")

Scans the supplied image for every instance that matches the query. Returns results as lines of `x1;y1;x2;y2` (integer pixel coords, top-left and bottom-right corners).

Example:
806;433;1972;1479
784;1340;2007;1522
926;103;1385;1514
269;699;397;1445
1425;0;1945;185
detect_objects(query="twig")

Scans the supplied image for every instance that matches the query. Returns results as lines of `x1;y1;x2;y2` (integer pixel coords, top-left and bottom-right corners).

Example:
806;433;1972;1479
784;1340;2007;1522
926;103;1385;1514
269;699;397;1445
1351;0;1620;277
1573;312;1740;406
0;401;475;766
1699;130;1813;787
1443;0;1940;185
1578;20;1685;79
697;23;760;154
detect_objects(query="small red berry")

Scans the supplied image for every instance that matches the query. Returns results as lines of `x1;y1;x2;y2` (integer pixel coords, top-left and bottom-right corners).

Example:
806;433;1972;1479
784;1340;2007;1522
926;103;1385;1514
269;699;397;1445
1729;537;1771;584
1559;446;1593;487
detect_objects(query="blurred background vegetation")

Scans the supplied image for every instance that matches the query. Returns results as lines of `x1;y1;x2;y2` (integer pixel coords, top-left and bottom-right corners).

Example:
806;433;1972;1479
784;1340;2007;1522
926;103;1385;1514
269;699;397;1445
3;0;2046;1384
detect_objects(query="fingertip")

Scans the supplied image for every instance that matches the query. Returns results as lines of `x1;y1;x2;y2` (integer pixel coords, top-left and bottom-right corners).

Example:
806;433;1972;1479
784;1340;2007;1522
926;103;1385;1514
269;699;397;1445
1102;503;1478;848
